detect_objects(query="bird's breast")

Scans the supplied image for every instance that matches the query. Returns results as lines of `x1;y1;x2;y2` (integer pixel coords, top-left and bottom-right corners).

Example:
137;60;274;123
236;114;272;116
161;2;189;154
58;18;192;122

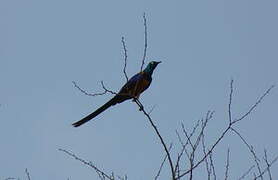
133;77;151;96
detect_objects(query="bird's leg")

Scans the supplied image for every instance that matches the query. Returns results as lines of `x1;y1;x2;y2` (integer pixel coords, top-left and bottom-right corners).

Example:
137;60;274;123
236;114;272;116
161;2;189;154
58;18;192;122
132;94;140;102
134;98;144;111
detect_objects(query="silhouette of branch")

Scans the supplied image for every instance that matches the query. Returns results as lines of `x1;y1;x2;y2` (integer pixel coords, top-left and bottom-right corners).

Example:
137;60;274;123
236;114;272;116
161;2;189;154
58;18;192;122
209;153;217;180
72;81;117;97
228;79;233;124
25;168;31;180
201;131;211;180
140;13;147;71
133;98;175;180
177;81;274;179
58;148;115;180
224;148;230;180
263;149;273;180
155;143;173;180
121;37;129;82
238;165;255;180
254;156;278;180
231;128;263;179
233;85;275;124
202;131;217;180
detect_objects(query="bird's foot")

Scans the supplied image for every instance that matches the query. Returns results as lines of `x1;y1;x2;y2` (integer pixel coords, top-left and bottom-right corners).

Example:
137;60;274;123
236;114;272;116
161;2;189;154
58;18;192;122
132;96;139;102
139;105;144;111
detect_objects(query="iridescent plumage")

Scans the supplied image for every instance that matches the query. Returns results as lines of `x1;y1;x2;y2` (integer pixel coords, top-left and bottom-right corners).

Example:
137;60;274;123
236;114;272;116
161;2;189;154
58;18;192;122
72;61;161;127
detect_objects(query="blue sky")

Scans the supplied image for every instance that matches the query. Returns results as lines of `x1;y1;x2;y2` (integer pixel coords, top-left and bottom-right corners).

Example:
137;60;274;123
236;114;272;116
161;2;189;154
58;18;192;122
1;0;278;179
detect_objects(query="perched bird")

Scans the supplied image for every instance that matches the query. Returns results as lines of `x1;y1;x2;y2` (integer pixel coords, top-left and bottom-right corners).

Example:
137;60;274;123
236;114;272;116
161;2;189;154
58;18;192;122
72;61;161;127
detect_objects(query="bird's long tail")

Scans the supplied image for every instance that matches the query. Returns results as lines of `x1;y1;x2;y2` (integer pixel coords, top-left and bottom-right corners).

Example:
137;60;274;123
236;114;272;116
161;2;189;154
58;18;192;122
72;96;118;127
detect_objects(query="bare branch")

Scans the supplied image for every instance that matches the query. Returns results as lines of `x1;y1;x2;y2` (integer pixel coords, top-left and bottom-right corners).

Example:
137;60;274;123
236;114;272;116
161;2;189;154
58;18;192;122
201;131;211;180
231;128;263;179
100;81;117;95
233;85;275;124
121;37;129;82
238;165;255;180
254;155;278;180
224;148;230;180
228;79;233;124
133;99;175;180
155;144;173;180
175;130;189;175
140;13;147;71
72;81;117;97
58;148;114;180
201;131;217;180
25;168;31;180
209;153;217;180
177;82;274;179
263;149;273;180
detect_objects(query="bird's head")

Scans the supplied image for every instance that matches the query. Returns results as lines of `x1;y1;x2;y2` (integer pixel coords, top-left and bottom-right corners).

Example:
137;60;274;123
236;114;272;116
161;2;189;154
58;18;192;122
143;61;161;75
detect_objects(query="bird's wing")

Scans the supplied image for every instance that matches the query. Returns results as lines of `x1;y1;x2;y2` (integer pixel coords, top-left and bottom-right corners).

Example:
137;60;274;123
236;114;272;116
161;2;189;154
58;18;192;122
118;72;151;99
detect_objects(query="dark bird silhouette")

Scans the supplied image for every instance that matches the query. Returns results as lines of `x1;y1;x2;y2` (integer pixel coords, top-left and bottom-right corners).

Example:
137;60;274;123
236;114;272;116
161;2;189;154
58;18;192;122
72;61;161;127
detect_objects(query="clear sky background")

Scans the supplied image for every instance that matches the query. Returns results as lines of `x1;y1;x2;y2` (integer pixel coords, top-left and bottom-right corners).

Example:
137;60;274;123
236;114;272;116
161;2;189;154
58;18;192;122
1;0;278;179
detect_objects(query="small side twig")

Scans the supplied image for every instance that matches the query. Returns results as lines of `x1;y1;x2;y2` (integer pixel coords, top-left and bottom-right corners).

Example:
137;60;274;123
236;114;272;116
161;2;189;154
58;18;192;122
209;153;217;180
58;148;114;180
72;81;117;97
140;13;147;71
238;165;255;180
233;85;275;123
231;128;263;179
224;148;230;180
254;156;278;180
263;149;273;180
121;37;128;82
155;143;173;180
201;131;211;180
228;79;233;124
25;168;31;180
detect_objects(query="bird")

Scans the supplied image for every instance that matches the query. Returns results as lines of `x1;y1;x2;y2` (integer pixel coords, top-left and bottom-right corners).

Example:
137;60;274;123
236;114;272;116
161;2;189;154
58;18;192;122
72;61;161;127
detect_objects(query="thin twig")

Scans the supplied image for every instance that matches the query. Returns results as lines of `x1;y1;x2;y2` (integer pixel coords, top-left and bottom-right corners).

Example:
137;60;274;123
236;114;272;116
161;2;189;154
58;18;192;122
100;81;117;94
174;130;188;175
58;148;114;180
72;81;117;97
263;149;273;180
224;148;230;180
25;168;31;180
121;37;129;82
228;79;233;124
209;153;217;180
140;13;147;71
177;82;274;179
155;143;173;180
254;156;278;180
238;165;255;180
233;85;275;124
231;128;263;179
201;131;211;180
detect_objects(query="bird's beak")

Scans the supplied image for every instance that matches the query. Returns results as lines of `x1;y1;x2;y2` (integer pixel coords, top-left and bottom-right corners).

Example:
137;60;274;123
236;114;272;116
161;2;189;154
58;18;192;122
157;61;162;64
